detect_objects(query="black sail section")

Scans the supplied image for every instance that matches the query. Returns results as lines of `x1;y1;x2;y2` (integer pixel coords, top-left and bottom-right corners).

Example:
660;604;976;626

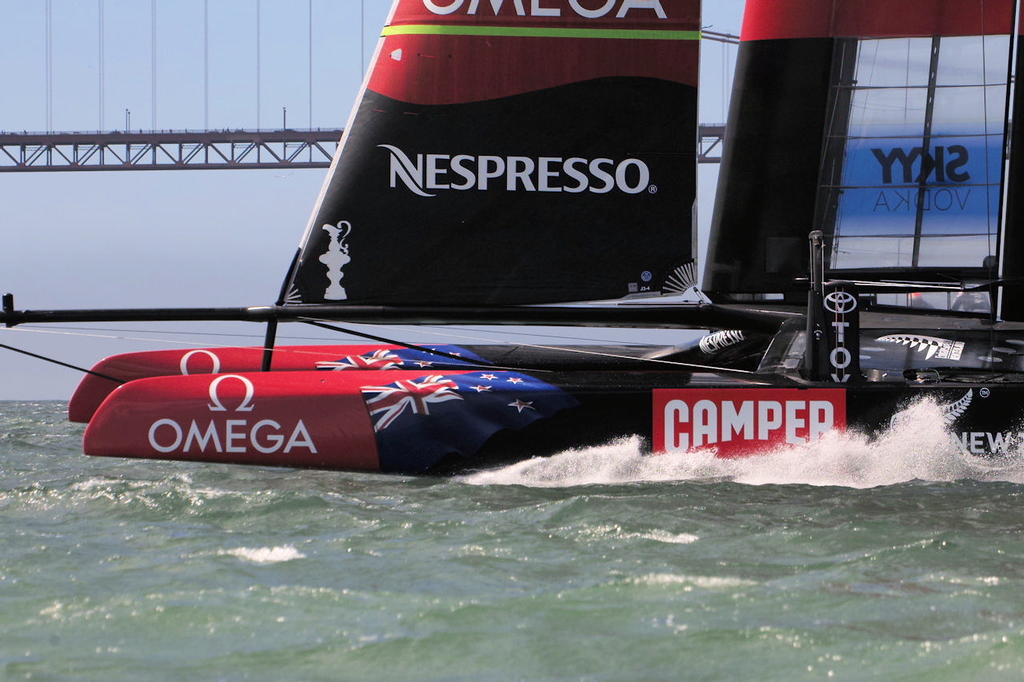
286;78;695;306
999;23;1024;320
703;37;834;301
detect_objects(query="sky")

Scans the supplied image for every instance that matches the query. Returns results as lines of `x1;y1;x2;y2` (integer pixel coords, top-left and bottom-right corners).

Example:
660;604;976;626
0;0;745;400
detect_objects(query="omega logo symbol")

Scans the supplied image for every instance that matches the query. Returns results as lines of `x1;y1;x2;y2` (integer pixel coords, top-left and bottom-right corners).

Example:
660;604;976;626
207;375;255;412
180;349;222;376
824;290;857;315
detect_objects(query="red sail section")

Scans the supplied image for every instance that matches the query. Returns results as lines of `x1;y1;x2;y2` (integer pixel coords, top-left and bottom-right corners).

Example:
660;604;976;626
371;0;699;106
742;0;1013;40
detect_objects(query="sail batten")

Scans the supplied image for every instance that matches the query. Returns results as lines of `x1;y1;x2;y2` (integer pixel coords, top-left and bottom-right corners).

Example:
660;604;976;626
381;24;699;39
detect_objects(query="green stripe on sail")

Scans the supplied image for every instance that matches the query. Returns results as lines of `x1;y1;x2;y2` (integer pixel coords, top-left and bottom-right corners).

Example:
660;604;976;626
382;24;700;41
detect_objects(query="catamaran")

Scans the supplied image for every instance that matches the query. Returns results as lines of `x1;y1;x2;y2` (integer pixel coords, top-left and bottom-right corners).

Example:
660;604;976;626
4;0;1024;473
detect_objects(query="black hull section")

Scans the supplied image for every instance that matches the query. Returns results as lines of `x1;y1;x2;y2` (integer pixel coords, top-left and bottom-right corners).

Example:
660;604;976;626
408;335;1024;474
429;370;1024;475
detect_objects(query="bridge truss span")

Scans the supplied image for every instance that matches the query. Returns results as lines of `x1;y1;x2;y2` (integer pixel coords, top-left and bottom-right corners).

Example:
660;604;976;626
0;125;724;172
0;128;344;172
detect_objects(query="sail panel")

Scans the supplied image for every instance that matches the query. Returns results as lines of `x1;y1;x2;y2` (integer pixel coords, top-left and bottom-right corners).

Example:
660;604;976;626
823;33;1008;273
285;0;699;307
824;33;1008;276
374;0;699;106
706;0;1014;302
703;35;834;298
368;32;697;106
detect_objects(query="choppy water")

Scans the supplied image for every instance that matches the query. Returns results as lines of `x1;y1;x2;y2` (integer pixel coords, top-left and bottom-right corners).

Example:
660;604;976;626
4;400;1024;680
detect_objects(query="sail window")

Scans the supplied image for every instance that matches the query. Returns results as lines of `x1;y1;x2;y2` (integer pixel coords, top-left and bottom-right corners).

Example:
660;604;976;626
816;33;1011;275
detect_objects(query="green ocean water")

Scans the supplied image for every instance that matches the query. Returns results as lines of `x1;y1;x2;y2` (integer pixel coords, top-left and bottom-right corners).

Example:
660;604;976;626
4;400;1024;681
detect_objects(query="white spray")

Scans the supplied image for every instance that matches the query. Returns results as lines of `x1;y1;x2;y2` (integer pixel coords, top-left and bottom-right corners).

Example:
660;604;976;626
461;397;1024;489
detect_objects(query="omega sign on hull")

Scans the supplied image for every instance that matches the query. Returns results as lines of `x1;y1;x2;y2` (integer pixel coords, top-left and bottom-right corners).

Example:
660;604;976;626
146;375;317;456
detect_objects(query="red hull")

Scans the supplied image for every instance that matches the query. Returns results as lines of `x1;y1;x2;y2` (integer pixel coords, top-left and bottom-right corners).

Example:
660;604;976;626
74;344;583;473
69;345;417;423
84;370;387;471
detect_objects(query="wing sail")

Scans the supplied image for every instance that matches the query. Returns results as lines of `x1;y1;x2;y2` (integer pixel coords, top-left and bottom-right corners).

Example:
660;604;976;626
283;0;700;307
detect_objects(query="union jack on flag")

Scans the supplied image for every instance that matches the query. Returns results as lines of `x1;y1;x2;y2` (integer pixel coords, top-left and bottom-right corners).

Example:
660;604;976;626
317;349;403;371
359;369;580;473
362;375;464;431
316;345;489;371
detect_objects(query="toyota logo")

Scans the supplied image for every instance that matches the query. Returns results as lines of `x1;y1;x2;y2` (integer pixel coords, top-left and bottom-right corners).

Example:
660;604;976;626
823;290;857;314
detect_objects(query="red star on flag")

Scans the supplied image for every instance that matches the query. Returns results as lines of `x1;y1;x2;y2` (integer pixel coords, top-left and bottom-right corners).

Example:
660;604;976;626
508;398;535;413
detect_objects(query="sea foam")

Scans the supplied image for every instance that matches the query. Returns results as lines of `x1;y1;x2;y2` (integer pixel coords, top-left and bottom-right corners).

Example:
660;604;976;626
221;545;306;564
461;396;1024;488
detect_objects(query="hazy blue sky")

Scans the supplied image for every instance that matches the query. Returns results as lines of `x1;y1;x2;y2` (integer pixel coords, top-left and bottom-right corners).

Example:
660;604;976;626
0;0;744;399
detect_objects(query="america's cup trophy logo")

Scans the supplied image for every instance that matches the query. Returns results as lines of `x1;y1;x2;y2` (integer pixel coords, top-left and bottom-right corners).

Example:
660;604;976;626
319;220;351;300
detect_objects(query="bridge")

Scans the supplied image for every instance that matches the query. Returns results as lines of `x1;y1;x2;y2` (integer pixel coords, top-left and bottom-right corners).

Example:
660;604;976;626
0;128;344;172
0;4;736;172
0;123;729;172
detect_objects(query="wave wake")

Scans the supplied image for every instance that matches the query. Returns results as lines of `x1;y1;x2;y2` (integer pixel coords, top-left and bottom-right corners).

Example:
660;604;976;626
462;398;1024;488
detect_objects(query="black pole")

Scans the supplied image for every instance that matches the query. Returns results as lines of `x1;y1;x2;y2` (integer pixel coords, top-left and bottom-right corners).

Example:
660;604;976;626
260;318;278;372
0;301;796;334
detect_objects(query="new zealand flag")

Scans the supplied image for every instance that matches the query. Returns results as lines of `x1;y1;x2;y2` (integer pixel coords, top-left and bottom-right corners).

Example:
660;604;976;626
316;345;489;371
359;369;579;473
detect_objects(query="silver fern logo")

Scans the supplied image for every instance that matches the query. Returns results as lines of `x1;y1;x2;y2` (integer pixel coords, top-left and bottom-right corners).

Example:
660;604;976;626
939;389;973;424
889;389;972;429
877;333;965;361
661;261;712;303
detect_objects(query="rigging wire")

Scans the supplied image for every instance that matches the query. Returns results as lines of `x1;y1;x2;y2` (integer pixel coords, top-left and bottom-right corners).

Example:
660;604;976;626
46;0;52;132
297;318;762;376
152;0;157;129
98;0;104;130
204;0;209;130
0;342;121;384
297;318;534;372
3;321;764;379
